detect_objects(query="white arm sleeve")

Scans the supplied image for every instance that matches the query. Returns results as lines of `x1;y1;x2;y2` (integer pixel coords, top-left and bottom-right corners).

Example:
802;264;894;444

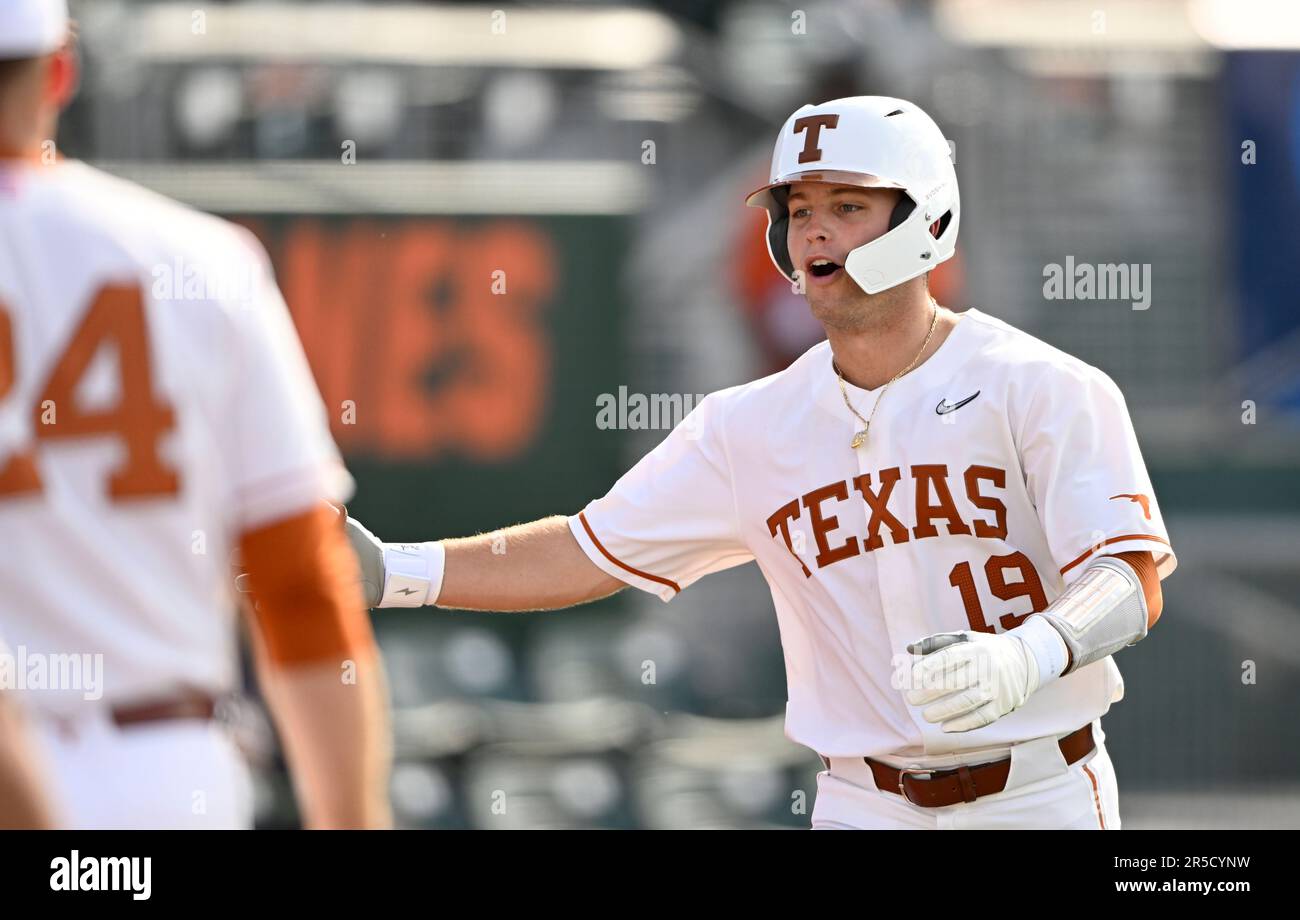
568;393;754;602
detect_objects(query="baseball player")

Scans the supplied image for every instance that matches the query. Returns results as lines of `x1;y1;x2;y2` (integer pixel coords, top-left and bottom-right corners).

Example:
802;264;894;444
338;96;1173;829
0;0;391;829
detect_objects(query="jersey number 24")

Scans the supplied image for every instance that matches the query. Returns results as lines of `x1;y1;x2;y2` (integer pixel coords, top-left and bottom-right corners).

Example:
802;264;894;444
0;285;180;500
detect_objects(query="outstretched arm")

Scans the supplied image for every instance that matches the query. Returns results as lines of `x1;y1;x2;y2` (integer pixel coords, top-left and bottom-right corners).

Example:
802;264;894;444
344;510;625;612
440;516;626;611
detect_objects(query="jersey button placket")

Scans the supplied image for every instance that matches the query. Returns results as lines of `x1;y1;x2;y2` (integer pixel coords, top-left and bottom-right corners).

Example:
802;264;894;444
856;422;909;723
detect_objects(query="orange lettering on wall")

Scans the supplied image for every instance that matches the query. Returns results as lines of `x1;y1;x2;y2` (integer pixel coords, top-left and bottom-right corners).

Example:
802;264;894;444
270;218;557;462
374;224;453;458
276;221;378;453
443;222;554;461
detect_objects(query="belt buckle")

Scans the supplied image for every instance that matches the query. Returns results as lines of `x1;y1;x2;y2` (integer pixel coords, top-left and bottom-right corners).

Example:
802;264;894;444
897;766;934;805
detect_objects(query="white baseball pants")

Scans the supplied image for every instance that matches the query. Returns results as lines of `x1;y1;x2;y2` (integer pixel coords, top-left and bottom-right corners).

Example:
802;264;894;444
812;718;1120;830
31;712;253;829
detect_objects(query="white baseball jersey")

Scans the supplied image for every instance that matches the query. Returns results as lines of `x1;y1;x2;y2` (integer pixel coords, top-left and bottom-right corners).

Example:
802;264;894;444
570;308;1175;759
0;160;351;716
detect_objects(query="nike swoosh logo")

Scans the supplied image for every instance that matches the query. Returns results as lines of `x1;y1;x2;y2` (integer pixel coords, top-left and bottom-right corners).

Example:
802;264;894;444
936;391;980;415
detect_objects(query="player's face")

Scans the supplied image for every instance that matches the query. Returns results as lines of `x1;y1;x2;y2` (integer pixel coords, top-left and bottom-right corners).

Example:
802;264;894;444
785;181;904;325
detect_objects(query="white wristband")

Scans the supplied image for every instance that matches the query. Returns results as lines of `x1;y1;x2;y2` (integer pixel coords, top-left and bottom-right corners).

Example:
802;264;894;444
379;542;446;608
1015;614;1070;689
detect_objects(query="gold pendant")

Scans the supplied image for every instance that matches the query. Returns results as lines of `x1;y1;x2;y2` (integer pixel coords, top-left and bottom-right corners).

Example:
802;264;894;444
850;428;868;449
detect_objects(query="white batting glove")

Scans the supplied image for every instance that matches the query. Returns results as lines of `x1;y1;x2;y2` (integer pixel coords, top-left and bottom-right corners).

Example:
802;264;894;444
902;617;1069;733
338;506;445;609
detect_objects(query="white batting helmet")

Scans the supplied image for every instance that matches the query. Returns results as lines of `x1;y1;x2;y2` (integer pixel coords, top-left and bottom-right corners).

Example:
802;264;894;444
0;0;69;59
746;96;959;295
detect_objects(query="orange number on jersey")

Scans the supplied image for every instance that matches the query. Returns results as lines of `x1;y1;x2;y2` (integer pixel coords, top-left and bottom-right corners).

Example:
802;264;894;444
0;308;43;496
0;286;179;500
949;551;1049;634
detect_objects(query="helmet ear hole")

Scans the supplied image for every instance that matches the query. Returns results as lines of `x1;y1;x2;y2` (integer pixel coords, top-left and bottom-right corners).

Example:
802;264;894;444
932;210;954;239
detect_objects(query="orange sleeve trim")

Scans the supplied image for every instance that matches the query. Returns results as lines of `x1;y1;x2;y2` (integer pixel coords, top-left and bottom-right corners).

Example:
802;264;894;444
238;503;375;665
1060;534;1171;575
1110;549;1163;628
578;512;681;595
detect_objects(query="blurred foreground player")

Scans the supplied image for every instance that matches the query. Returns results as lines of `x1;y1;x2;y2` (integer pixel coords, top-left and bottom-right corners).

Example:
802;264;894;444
0;637;56;828
0;1;391;828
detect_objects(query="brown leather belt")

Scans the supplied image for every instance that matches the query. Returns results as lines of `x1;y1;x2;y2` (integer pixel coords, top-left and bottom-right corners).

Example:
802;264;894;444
857;723;1095;808
111;691;217;729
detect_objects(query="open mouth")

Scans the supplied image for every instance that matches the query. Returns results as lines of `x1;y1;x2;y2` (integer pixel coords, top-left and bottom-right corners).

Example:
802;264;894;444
806;258;843;281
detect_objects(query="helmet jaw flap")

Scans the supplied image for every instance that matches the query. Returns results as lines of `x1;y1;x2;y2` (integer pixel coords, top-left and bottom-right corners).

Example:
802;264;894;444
843;179;959;295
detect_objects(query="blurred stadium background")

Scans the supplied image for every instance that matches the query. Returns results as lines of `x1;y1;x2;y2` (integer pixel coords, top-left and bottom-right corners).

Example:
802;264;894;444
58;0;1300;828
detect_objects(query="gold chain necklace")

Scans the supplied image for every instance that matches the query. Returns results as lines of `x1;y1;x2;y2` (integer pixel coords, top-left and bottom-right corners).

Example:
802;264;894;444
835;300;940;450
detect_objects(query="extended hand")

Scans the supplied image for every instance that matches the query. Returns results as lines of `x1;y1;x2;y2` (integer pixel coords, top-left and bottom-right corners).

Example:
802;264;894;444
332;502;444;609
334;503;386;608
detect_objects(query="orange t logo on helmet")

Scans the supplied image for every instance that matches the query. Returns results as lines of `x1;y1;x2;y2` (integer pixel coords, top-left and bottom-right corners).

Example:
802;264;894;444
793;113;840;164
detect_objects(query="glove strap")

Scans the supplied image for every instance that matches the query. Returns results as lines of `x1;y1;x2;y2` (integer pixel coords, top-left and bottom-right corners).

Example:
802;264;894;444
1014;615;1070;692
379;542;446;608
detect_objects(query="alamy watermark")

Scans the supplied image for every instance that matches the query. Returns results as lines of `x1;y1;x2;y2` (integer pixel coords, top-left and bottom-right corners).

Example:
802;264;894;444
151;255;268;310
50;851;151;900
0;646;104;700
1043;257;1151;310
595;387;707;433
